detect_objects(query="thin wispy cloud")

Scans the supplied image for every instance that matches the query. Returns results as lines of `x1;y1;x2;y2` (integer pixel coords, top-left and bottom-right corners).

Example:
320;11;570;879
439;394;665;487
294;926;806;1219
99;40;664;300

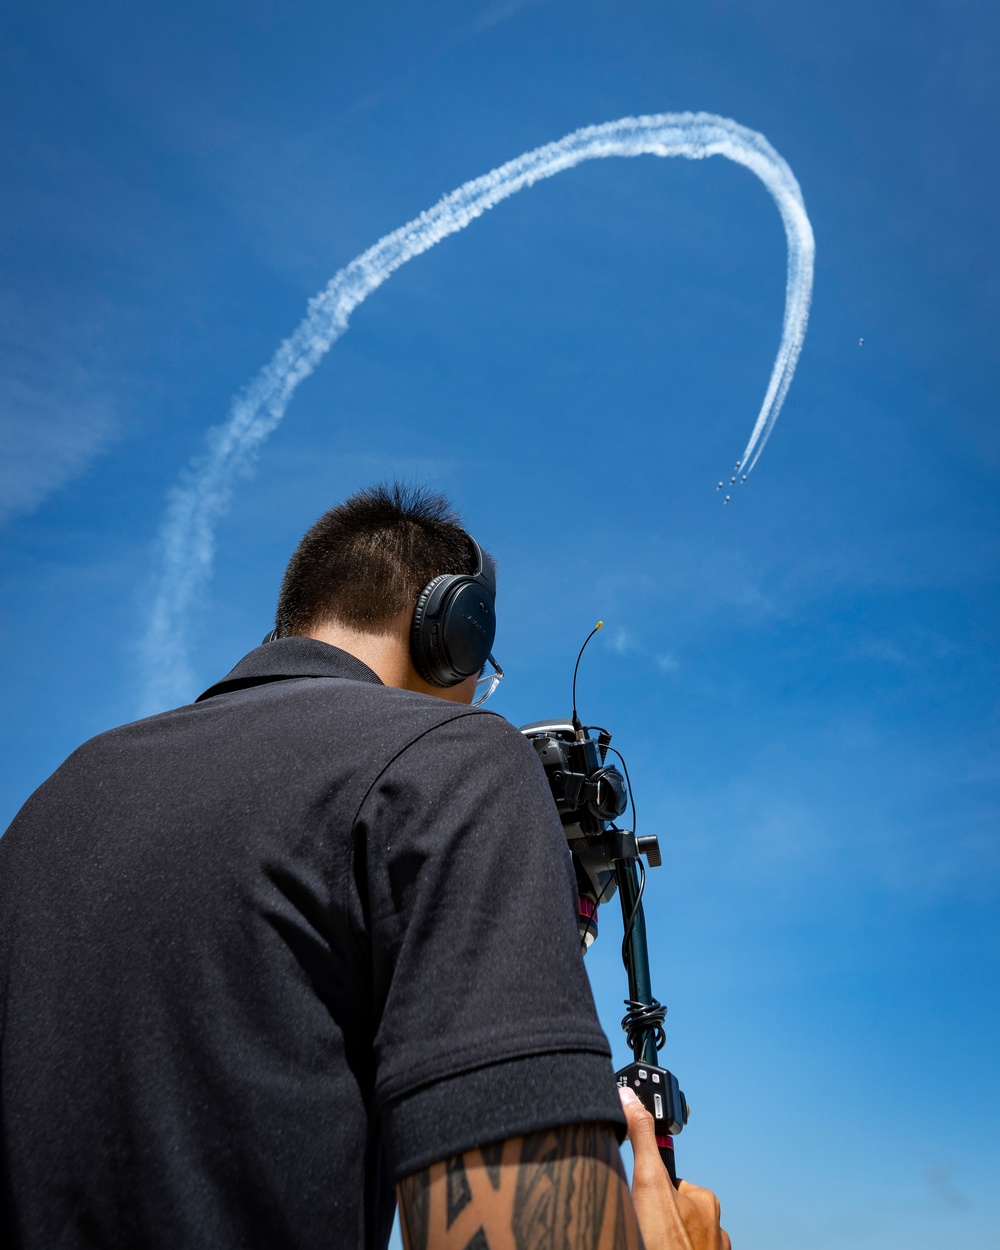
471;0;545;36
0;385;118;526
601;627;678;676
594;538;784;631
927;1169;972;1211
349;0;546;119
0;285;124;526
608;626;634;654
139;112;814;713
851;628;966;669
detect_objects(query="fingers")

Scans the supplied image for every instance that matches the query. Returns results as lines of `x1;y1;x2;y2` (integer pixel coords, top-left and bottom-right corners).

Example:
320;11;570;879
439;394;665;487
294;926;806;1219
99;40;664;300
677;1180;728;1249
618;1085;669;1188
676;1180;722;1225
619;1088;730;1249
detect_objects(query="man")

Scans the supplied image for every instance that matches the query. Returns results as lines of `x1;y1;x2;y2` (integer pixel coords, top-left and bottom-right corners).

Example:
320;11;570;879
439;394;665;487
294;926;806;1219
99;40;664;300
0;483;728;1249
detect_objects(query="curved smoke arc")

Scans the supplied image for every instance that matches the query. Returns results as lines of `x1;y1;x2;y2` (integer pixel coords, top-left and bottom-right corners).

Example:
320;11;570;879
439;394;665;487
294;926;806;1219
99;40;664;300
140;111;815;713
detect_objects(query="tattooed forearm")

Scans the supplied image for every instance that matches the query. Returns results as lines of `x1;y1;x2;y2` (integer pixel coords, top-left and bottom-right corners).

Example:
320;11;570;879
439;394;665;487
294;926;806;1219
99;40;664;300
512;1125;621;1250
480;1140;504;1191
397;1125;636;1250
399;1167;431;1250
611;1184;631;1250
446;1154;473;1228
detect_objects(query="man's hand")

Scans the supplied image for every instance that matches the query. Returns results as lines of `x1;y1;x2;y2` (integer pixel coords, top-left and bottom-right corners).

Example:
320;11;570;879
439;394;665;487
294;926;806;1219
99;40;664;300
619;1085;731;1250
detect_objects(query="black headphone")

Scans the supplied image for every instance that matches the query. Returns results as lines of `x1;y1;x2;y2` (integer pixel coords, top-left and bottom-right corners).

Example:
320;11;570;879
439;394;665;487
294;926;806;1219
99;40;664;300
263;536;496;690
409;536;496;687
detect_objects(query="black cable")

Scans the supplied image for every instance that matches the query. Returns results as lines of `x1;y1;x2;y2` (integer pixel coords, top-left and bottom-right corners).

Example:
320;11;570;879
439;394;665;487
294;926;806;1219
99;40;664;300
601;744;637;837
598;741;646;969
570;683;648;973
574;739;642;959
620;997;667;1054
618;853;665;1057
621;855;646;970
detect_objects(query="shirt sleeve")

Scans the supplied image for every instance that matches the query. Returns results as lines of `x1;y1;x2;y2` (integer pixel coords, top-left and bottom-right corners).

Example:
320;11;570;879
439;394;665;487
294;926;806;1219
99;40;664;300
351;709;626;1179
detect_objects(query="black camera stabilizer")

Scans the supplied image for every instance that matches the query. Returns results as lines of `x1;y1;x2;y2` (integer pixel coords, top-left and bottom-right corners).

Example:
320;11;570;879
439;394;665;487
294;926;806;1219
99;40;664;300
520;715;690;1184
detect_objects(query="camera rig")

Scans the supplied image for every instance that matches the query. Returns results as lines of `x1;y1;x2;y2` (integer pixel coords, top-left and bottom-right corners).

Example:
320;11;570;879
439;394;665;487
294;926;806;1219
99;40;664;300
520;711;689;1182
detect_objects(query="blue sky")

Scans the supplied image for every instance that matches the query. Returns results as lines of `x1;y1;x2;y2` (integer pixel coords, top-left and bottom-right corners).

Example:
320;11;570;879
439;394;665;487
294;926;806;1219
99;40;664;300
2;2;998;1246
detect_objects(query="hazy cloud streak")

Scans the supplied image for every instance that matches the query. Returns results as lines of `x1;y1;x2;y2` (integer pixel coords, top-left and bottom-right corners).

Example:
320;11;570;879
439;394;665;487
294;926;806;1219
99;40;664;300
0;393;118;526
140;112;814;713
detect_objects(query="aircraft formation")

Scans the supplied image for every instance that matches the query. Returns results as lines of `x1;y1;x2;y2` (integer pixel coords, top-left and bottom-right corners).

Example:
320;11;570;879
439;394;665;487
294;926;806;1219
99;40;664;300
717;459;746;503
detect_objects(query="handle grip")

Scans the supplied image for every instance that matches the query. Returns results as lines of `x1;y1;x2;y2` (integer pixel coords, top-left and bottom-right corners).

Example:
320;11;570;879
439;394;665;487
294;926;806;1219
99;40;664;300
657;1135;677;1185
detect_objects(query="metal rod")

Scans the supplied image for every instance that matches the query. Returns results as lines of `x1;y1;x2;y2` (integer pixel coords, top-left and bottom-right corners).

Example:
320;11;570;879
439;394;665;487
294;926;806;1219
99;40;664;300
616;859;658;1065
617;857;678;1182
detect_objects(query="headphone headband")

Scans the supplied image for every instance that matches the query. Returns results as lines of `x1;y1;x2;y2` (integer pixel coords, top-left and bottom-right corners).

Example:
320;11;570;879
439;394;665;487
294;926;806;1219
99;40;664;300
467;537;495;594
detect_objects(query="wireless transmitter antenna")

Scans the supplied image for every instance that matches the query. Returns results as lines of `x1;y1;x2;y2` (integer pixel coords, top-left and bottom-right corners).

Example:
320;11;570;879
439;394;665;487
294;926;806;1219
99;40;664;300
572;621;603;740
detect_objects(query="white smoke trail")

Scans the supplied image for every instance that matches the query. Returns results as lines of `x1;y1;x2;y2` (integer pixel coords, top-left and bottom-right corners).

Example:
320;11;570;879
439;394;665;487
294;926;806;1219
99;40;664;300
139;111;814;713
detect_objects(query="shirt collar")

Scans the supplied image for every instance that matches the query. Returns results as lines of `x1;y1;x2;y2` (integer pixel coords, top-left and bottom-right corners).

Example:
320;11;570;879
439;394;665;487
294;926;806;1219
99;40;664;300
196;637;384;702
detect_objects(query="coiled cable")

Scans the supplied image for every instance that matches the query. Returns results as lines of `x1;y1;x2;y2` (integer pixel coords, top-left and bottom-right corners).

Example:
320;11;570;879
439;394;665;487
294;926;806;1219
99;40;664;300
620;996;667;1054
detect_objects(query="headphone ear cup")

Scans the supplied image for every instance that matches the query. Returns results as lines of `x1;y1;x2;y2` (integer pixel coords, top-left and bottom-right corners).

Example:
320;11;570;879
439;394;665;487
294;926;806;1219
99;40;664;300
409;536;498;688
410;574;452;686
438;580;495;677
410;573;496;687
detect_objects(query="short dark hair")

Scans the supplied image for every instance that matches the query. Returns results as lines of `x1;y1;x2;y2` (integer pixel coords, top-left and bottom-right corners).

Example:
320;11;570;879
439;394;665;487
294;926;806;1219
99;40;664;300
276;483;481;635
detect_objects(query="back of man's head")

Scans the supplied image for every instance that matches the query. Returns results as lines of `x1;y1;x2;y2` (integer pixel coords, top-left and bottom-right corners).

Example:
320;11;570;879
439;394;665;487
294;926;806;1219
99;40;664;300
276;483;478;636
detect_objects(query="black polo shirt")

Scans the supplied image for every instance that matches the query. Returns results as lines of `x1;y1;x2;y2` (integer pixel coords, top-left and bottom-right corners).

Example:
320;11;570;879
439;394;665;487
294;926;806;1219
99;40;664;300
0;639;624;1250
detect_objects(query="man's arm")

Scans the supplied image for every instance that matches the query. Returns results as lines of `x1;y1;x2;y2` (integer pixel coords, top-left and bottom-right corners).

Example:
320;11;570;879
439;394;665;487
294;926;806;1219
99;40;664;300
397;1093;731;1250
397;1123;640;1250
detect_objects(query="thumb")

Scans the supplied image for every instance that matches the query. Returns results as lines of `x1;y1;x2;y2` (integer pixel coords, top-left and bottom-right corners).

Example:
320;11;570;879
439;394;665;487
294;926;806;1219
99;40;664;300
618;1084;669;1189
